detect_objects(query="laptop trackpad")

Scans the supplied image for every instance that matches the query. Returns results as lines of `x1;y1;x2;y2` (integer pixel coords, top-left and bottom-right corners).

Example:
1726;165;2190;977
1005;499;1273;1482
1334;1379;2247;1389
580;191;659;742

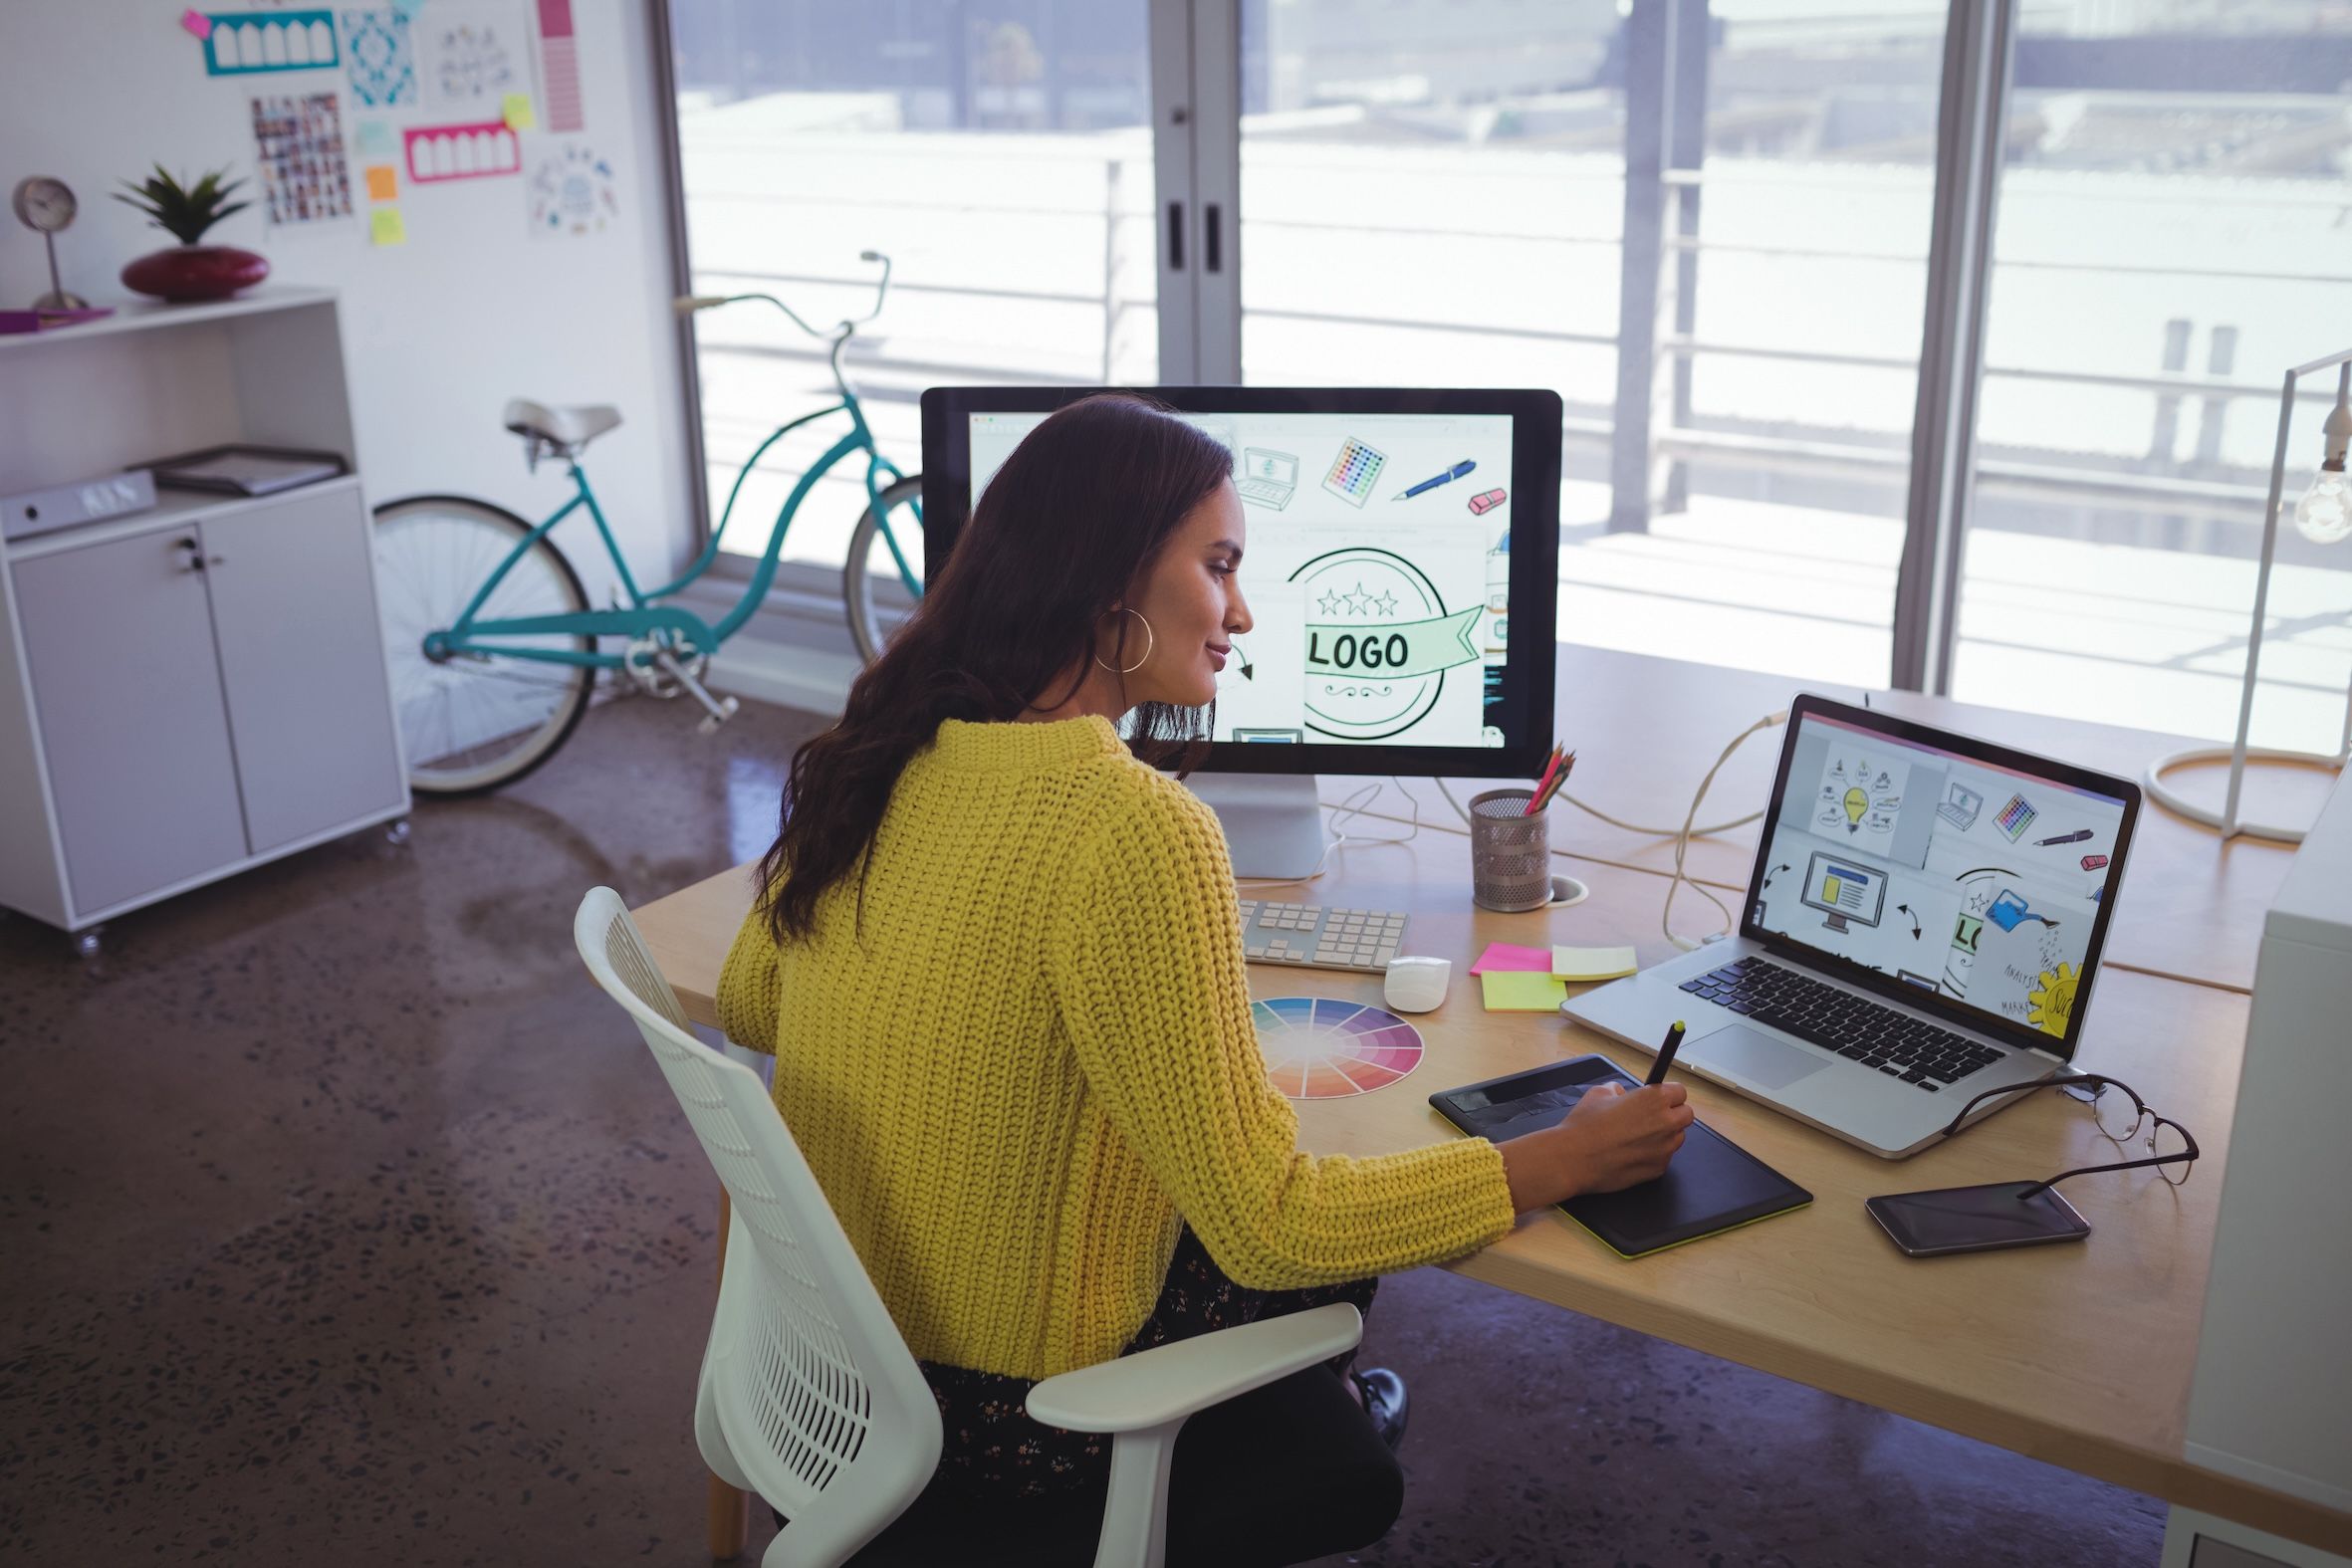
1689;1024;1829;1091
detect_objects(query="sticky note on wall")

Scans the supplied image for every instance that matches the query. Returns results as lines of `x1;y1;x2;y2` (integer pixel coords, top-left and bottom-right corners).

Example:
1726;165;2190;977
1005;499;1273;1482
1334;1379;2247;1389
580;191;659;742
502;93;535;131
363;164;397;202
369;206;406;246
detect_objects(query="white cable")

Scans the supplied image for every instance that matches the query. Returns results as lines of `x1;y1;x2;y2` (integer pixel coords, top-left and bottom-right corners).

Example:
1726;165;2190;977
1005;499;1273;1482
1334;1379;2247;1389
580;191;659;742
1660;711;1788;951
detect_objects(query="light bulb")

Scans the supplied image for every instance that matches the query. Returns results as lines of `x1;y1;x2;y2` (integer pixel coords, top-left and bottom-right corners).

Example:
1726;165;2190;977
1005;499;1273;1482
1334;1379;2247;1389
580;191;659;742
2294;466;2352;545
1843;785;1867;833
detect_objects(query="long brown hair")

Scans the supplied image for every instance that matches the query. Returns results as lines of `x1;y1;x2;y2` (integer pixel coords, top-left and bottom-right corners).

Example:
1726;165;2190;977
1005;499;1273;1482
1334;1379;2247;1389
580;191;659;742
755;391;1230;945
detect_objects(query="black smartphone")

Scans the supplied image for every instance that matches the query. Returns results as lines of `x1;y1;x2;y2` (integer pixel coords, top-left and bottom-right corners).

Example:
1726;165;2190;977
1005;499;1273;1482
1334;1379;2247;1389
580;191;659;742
1865;1181;2090;1257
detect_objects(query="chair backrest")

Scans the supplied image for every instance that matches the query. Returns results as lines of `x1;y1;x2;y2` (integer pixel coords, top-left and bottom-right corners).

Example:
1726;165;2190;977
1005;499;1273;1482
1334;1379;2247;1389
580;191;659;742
573;887;940;1542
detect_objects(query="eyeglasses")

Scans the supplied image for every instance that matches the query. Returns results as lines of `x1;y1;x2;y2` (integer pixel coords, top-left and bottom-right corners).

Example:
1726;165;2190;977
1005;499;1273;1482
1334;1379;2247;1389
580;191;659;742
1941;1073;2199;1197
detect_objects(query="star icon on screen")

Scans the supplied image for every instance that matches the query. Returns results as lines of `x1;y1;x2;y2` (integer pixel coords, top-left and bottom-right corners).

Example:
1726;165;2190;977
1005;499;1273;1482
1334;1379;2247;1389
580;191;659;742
1373;590;1397;615
1317;590;1341;615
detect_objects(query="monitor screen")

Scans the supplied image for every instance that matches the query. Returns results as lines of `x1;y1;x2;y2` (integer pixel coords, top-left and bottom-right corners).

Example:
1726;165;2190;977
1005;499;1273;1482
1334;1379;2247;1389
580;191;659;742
1743;698;2139;1054
921;387;1561;779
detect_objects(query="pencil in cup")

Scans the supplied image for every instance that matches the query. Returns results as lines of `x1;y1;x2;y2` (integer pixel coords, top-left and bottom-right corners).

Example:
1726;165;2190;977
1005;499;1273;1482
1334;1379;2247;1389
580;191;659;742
1521;749;1576;816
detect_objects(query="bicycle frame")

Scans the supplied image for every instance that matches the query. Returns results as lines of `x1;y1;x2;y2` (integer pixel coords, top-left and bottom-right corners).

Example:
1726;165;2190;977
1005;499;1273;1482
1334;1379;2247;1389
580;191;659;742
425;382;918;674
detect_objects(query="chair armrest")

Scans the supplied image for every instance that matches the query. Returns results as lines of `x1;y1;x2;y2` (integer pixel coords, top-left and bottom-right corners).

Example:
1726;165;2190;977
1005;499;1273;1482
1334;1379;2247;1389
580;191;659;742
1025;1302;1362;1436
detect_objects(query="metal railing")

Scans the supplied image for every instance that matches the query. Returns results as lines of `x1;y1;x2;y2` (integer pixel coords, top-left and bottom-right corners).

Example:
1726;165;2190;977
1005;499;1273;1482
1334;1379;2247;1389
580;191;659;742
683;152;2351;532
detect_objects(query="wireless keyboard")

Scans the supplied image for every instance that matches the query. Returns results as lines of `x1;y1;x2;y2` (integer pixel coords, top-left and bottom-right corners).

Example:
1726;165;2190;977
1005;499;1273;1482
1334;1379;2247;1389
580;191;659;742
1237;899;1407;974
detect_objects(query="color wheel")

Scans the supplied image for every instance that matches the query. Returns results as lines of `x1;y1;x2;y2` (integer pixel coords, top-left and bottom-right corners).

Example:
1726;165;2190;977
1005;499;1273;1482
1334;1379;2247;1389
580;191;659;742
1252;997;1425;1099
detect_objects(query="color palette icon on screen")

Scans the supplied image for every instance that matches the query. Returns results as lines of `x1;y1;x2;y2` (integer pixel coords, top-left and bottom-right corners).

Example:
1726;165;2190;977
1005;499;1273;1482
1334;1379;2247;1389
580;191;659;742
1252;997;1425;1099
1320;437;1387;508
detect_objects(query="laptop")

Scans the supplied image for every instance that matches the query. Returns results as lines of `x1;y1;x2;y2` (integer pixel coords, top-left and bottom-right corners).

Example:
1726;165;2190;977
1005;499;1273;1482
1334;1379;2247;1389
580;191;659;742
1562;694;2141;1159
1937;780;1984;830
1236;447;1298;510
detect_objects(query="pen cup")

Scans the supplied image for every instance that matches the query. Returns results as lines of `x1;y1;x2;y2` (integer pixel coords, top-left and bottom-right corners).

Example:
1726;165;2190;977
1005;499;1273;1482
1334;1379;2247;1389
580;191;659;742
1469;788;1552;912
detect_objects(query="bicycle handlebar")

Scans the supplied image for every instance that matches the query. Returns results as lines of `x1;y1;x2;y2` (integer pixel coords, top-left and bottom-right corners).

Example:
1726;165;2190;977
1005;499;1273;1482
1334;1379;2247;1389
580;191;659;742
670;251;893;337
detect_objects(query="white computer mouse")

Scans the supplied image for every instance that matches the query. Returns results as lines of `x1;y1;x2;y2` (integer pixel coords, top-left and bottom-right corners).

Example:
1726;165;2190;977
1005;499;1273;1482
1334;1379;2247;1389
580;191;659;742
1383;955;1452;1013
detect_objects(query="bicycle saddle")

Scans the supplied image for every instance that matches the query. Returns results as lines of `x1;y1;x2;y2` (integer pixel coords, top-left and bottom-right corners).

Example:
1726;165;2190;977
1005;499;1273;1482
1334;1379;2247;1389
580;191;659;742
503;398;622;452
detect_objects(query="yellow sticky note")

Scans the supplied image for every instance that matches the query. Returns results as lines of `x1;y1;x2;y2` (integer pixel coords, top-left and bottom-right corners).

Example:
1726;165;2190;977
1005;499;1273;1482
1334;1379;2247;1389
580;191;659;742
363;163;397;202
369;206;406;247
1481;971;1568;1012
503;92;536;130
1551;945;1639;982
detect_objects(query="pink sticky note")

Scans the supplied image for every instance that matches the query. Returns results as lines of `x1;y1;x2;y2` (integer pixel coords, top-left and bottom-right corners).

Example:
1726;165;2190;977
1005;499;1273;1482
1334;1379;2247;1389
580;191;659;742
181;7;213;38
1468;942;1553;976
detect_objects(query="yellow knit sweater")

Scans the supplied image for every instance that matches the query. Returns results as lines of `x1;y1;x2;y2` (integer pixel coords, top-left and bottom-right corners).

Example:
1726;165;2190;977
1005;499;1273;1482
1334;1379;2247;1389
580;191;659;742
716;714;1517;1380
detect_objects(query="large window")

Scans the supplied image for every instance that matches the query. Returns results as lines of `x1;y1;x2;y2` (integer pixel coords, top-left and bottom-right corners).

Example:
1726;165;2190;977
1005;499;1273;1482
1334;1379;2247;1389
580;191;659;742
658;0;2352;742
667;2;1156;576
1950;4;2352;752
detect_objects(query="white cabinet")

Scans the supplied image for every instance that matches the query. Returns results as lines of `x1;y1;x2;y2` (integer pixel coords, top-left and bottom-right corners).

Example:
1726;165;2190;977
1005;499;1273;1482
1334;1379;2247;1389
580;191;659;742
13;521;252;913
0;289;409;937
201;486;405;853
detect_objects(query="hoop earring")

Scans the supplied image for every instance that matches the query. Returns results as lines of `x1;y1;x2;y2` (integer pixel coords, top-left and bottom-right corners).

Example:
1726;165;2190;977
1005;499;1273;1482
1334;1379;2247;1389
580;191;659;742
1093;606;1154;675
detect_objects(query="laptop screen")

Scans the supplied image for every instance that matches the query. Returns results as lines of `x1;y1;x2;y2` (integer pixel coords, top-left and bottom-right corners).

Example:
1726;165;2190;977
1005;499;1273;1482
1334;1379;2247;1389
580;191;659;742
1745;703;2135;1052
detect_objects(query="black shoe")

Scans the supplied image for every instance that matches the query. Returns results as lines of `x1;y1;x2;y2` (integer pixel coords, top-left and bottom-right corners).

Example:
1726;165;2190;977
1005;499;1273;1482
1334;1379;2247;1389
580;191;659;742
1350;1367;1410;1453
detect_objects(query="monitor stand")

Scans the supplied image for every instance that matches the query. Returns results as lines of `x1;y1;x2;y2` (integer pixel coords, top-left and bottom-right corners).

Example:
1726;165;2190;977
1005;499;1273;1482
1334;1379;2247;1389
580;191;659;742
1182;774;1326;880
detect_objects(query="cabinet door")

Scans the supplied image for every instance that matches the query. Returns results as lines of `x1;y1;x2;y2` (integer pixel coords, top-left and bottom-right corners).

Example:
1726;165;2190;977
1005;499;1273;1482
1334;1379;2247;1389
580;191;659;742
13;530;251;915
201;487;405;853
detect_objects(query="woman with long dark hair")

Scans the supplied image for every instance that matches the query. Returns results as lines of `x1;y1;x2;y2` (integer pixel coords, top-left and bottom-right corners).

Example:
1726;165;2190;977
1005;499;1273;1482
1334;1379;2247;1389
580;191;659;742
717;392;1692;1561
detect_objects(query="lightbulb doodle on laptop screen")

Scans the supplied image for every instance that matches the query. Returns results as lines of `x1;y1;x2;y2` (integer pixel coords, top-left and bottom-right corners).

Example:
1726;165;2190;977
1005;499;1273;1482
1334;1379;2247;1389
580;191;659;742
1747;713;2129;1040
969;411;1517;749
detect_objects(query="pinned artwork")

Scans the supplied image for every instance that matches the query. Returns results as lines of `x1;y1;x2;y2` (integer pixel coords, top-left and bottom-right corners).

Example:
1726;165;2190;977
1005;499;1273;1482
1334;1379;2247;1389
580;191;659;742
534;0;584;130
363;164;398;201
342;8;414;106
402;119;520;182
527;141;616;238
353;118;398;158
203;10;340;74
417;0;527;111
250;92;353;224
369;206;406;245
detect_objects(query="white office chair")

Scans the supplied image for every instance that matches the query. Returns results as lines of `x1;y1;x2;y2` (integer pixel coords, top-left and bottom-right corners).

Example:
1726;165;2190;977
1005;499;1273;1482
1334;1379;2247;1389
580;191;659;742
572;887;1364;1568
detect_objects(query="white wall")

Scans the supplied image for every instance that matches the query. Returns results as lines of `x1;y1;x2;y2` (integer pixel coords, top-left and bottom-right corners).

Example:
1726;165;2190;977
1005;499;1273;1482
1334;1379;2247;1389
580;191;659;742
0;0;691;598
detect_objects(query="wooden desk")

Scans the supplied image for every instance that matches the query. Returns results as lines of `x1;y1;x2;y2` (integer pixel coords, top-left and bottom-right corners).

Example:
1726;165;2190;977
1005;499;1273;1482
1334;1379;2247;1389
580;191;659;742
1324;644;2326;994
633;822;2351;1557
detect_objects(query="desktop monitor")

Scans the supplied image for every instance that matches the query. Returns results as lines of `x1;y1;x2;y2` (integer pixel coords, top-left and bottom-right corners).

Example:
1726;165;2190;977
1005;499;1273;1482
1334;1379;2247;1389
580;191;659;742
919;386;1562;875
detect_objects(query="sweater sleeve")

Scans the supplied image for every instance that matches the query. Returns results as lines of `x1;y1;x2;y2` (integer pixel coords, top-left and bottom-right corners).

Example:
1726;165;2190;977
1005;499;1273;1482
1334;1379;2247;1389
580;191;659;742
1045;775;1517;1290
715;901;782;1054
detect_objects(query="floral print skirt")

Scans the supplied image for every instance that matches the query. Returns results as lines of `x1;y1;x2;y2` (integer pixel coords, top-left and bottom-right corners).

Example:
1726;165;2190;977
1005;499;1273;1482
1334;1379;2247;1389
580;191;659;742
918;1228;1378;1500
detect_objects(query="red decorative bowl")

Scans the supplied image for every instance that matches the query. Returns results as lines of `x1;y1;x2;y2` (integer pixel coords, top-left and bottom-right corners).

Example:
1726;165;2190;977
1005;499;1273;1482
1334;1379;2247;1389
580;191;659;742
120;245;271;304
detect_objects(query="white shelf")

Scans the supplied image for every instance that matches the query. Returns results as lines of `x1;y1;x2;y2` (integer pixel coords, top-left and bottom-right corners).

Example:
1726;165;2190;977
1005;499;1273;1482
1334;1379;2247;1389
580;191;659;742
0;286;340;354
3;474;364;561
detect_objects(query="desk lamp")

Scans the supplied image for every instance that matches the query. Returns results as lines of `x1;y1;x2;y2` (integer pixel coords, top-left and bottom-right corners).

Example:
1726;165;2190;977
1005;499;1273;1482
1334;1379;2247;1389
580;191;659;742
2145;352;2352;843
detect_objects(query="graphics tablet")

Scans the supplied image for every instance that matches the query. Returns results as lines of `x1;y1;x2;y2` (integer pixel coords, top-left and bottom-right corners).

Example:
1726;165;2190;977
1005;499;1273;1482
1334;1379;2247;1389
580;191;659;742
1430;1053;1812;1258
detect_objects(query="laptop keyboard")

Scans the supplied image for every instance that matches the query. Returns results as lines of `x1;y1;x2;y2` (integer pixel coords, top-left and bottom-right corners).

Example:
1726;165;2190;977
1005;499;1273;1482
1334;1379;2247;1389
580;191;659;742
1679;957;2005;1092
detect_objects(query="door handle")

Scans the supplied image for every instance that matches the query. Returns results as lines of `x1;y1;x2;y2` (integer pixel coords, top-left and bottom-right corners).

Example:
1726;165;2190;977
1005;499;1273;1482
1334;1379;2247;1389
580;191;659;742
1205;203;1222;273
173;536;205;573
1166;200;1184;271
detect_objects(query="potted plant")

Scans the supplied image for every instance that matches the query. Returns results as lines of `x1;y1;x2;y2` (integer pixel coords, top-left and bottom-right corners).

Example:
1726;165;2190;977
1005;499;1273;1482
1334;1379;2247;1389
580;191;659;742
115;165;269;303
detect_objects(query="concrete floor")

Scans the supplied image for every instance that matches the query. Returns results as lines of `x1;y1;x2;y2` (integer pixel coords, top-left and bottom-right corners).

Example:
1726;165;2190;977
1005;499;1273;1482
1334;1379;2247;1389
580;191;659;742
0;691;2168;1566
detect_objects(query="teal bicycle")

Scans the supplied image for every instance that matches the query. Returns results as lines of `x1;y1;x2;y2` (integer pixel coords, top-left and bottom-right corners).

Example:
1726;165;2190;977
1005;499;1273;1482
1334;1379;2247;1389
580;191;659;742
371;253;924;794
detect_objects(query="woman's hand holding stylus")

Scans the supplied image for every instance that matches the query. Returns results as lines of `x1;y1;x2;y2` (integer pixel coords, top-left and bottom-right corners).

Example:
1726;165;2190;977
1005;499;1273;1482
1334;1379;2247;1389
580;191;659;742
1498;1082;1694;1212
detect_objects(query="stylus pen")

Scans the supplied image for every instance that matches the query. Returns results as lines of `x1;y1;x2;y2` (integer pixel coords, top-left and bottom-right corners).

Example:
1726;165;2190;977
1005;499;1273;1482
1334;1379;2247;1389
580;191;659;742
2035;828;2092;846
1645;1020;1687;1086
1394;460;1474;500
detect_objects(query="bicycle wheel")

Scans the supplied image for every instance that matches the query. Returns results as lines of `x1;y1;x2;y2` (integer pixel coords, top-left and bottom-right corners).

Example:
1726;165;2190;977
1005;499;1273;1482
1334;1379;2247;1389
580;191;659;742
844;474;926;665
372;494;594;796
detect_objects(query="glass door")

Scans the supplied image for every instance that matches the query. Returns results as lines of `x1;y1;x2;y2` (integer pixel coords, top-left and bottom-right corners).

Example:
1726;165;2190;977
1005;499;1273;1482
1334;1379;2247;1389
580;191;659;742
664;1;1162;582
1947;4;2352;751
1229;0;1953;685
